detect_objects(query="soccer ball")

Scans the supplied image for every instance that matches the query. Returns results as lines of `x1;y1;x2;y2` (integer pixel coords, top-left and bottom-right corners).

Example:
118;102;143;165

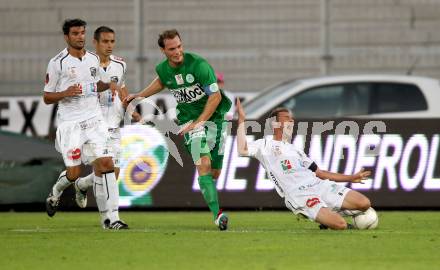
352;207;379;229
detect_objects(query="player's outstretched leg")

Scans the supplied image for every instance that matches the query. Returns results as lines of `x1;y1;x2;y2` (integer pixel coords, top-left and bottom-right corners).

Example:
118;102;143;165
198;173;228;230
340;190;371;212
315;207;349;230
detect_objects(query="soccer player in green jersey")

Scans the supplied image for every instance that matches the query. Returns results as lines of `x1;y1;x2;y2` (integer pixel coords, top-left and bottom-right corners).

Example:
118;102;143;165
126;29;231;230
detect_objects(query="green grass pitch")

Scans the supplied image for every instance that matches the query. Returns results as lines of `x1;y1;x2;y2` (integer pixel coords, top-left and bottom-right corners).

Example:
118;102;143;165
0;211;439;270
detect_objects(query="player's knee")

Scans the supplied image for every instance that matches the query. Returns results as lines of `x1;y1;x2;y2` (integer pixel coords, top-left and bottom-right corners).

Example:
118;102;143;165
97;157;114;172
196;157;211;175
66;167;81;181
211;170;221;179
358;197;371;212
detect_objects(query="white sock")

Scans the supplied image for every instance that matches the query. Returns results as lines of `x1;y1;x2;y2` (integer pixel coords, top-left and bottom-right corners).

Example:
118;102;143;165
76;173;94;191
93;175;109;225
53;171;73;198
102;171;120;223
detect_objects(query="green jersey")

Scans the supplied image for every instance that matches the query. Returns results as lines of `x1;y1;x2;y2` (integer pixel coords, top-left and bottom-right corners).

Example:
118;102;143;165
155;52;231;124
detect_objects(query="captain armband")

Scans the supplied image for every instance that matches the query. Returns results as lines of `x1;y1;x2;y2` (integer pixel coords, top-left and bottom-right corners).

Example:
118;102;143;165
308;162;318;172
202;82;219;96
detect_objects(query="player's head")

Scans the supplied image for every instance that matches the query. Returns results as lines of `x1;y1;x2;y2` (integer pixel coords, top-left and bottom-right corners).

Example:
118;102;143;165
269;107;294;141
158;29;184;67
62;18;87;50
93;26;115;57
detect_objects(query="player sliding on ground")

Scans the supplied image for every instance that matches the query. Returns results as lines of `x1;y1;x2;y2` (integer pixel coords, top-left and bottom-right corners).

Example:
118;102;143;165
236;99;373;230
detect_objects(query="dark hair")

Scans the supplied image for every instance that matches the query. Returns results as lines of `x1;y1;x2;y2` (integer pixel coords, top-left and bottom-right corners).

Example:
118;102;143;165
269;107;292;121
94;26;115;41
158;29;181;48
62;18;87;35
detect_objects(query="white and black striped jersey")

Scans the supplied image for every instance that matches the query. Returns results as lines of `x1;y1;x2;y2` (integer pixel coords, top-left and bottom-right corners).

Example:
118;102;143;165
44;48;101;123
98;55;127;128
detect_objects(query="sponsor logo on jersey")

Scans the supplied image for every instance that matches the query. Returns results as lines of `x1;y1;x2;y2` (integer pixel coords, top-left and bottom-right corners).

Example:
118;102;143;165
298;182;319;191
306;197;320;208
281;159;294;174
269;172;284;193
186;74;195;83
45;73;49;84
330;183;338;193
272;145;282;156
300;160;309;168
67;148;81;160
170;84;206;103
90;67;97;78
185;125;206;144
175;74;184;85
68;67;77;79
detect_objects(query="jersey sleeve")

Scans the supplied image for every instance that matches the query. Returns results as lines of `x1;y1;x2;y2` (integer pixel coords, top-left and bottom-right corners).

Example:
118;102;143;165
94;58;101;83
155;64;165;87
120;62;127;88
44;60;59;93
246;139;265;160
296;149;316;170
195;60;219;96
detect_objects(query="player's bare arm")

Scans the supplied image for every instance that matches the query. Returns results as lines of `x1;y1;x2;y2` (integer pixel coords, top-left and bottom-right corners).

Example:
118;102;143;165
315;168;371;183
124;77;164;104
118;86;129;101
43;85;82;104
117;86;142;122
236;98;249;156
179;91;222;135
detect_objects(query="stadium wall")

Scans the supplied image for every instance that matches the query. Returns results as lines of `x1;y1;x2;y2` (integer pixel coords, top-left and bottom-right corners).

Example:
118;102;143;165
1;0;440;95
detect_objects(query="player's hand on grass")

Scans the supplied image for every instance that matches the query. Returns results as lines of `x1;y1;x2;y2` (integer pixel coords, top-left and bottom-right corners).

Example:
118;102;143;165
351;168;371;183
236;98;245;120
63;84;82;97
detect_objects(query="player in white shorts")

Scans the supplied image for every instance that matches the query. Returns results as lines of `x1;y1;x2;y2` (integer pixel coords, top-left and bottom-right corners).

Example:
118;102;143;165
73;26;140;229
43;19;127;230
236;99;373;230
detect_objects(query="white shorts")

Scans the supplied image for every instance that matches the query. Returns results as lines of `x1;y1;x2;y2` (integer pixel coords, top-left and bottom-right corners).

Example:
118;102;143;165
55;116;113;167
107;128;121;168
284;180;350;221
